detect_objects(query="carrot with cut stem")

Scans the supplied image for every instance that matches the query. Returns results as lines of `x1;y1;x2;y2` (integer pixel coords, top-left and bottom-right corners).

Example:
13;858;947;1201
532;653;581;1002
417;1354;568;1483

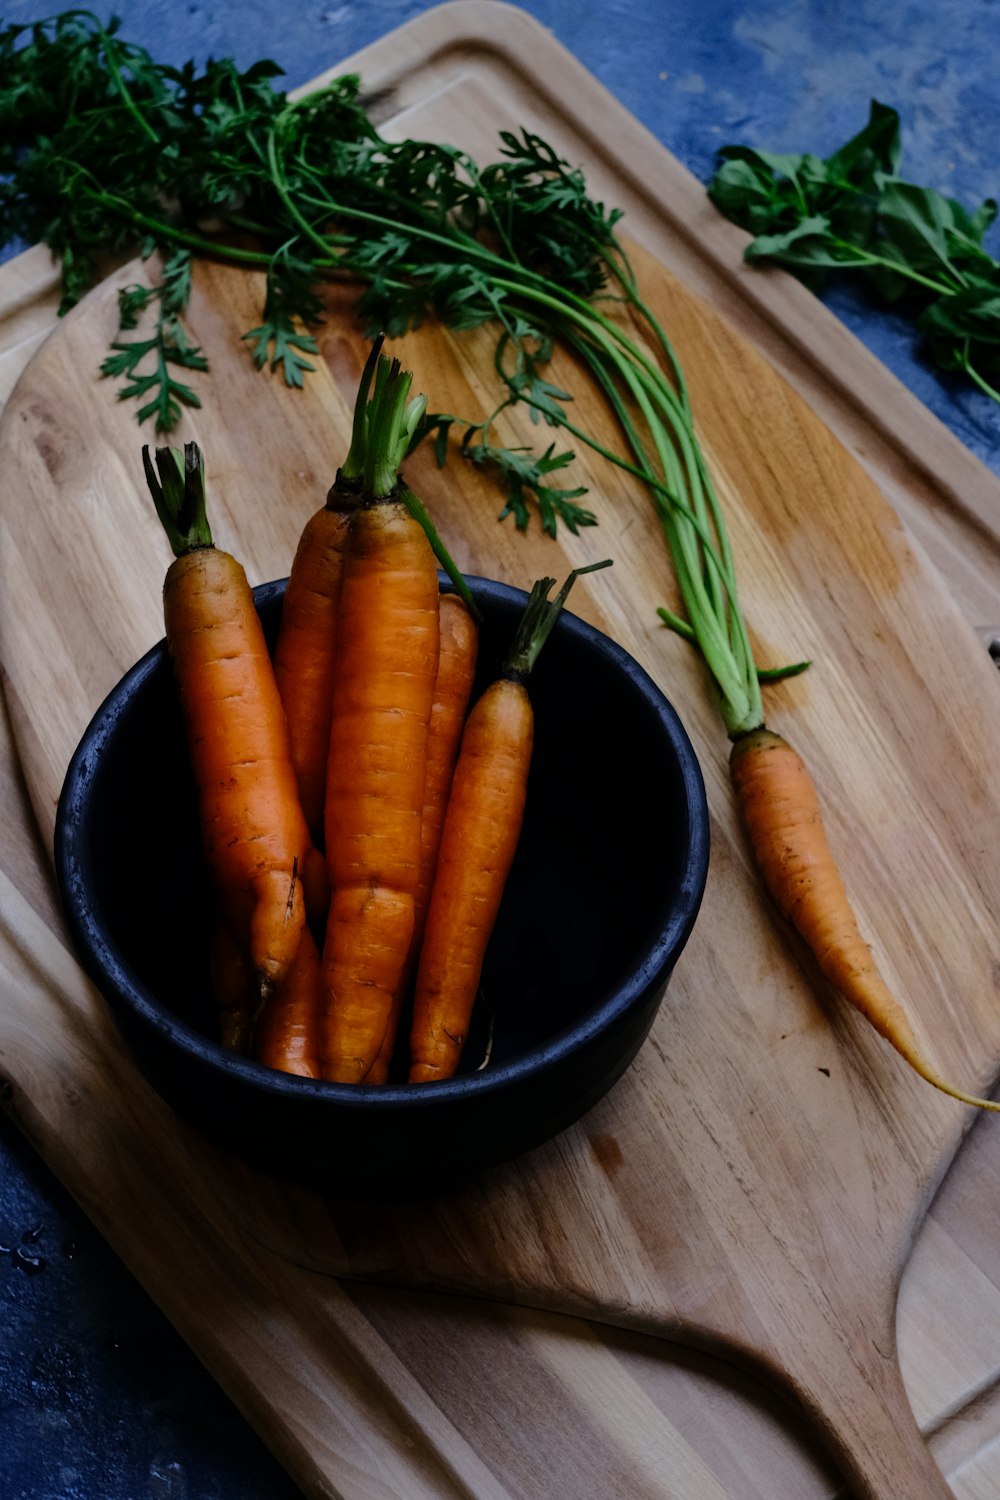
569;311;1000;1113
320;354;442;1084
143;441;318;1000
409;560;611;1085
255;925;322;1079
366;591;479;1084
272;337;384;847
730;727;1000;1112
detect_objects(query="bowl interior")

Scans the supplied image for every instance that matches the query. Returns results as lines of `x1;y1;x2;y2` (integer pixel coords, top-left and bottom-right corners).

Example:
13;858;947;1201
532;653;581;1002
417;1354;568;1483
66;576;703;1086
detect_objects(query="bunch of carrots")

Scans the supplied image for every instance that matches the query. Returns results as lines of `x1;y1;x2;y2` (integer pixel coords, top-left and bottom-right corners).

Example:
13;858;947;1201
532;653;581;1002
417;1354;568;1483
143;339;605;1085
141;325;998;1119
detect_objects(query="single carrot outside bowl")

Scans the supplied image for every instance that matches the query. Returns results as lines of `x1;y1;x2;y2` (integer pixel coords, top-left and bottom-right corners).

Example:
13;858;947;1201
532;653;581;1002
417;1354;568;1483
54;575;709;1193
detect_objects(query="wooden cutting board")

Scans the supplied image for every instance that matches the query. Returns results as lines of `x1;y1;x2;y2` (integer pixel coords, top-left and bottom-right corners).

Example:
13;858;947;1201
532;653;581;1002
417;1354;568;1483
4;6;1000;1496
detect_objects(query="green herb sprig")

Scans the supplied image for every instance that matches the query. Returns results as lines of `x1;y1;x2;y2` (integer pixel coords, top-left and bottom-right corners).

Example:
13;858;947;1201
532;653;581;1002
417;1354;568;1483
1;9;806;740
707;101;1000;406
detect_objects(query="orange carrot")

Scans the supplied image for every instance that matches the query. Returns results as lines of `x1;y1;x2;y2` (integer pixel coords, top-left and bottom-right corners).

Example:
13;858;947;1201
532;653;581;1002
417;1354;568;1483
409;676;530;1085
272;502;353;846
320;355;441;1083
365;591;479;1084
409;562;610;1084
730;726;1000;1112
271;340;385;847
255;925;322;1079
416;595;481;919
143;442;316;999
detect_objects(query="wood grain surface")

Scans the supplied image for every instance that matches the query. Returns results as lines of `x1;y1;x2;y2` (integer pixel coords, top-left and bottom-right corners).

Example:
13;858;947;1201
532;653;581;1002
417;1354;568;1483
4;6;1000;1498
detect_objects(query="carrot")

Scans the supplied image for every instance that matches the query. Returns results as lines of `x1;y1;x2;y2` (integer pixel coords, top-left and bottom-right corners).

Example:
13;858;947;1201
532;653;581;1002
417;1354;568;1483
416;595;481;917
320;354;442;1083
143;442;316;999
272;504;353;845
365;591;479;1084
409;561;611;1085
730;726;1000;1112
255;925;322;1079
614;361;1000;1112
271;339;385;846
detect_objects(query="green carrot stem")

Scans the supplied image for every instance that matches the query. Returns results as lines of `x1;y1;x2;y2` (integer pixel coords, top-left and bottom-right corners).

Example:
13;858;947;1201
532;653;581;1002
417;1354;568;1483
503;560;612;681
90;13;162;146
78;183;274;266
142;441;211;555
343;341;479;618
397;484;482;624
366;358;414;497
521;332;759;717
590;341;754;720
338;333;383;485
119;124;771;739
757;659;811;682
657;609;810;682
656;606;694;641
352;349;428;500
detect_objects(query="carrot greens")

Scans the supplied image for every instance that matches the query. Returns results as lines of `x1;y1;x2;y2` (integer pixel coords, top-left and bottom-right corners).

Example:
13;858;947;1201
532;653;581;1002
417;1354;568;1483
14;15;997;1106
2;8;794;735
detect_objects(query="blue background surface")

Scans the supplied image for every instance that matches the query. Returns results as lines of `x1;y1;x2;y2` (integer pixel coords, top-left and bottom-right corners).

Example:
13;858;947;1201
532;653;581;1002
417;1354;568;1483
2;1;999;1494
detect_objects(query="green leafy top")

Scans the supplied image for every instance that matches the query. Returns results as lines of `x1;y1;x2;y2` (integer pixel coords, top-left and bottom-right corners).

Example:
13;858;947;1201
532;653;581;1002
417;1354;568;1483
2;9;804;739
708;101;1000;403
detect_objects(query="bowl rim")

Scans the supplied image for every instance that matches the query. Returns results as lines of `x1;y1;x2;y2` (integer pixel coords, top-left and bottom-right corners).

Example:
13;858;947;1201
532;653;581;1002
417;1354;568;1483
54;573;710;1108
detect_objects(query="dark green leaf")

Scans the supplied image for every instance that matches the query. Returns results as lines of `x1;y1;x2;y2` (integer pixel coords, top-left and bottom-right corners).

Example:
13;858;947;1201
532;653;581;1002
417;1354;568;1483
707;98;1000;408
874;178;965;277
826;100;901;185
968;198;999;243
706;157;790;234
743;215;848;277
919;287;1000;344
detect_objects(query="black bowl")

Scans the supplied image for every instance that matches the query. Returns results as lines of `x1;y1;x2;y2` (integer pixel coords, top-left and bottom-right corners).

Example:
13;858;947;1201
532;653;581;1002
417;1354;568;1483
55;575;709;1192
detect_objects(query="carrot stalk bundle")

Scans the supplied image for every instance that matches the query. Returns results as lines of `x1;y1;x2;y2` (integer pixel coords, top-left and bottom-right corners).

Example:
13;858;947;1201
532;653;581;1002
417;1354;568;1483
143;442;317;1002
320;354;442;1083
366;592;479;1085
409;561;610;1085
